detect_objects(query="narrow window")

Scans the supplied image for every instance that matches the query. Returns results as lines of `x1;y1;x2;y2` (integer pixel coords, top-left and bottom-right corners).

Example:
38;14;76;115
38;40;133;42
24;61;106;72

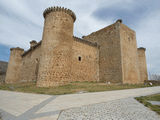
128;36;131;41
78;56;81;61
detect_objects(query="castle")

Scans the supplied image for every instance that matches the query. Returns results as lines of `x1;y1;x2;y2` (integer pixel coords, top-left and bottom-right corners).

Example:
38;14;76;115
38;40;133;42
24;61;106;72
5;6;148;87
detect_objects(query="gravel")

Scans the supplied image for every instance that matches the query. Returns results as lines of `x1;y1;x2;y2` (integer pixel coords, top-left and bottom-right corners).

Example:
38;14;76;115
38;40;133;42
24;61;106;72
58;98;160;120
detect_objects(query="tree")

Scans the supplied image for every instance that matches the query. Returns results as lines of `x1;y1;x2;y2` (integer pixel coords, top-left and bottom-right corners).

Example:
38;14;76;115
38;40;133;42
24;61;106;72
149;73;160;80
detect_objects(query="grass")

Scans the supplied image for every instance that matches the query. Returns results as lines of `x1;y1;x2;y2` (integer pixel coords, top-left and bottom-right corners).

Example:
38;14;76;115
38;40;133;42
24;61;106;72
0;113;2;120
135;94;160;115
0;81;157;95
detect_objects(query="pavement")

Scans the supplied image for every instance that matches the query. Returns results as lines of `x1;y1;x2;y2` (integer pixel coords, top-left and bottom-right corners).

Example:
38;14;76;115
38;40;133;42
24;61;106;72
59;98;160;120
0;86;160;120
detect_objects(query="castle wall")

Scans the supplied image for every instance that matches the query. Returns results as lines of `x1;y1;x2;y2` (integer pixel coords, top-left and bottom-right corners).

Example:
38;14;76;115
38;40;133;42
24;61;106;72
120;24;140;84
20;45;41;82
84;23;123;83
138;48;148;83
71;39;99;82
5;48;24;83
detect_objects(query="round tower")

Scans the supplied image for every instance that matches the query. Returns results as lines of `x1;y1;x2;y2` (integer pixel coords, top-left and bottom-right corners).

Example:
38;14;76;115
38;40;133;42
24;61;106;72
37;6;76;87
138;47;148;83
5;47;24;83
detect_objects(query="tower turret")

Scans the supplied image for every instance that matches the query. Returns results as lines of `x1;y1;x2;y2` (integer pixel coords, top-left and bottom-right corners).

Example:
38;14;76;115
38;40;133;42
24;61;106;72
5;47;24;83
37;6;76;87
30;40;37;48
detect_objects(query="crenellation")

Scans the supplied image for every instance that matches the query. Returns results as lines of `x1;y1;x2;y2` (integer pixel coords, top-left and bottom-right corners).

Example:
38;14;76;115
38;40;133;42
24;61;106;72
74;36;100;48
138;47;146;51
30;40;37;48
10;47;24;51
116;19;123;23
43;6;76;22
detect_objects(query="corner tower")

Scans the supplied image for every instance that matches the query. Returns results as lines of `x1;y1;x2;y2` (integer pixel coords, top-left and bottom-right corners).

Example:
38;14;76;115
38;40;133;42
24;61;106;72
37;6;76;87
119;22;140;84
5;47;24;83
138;47;148;83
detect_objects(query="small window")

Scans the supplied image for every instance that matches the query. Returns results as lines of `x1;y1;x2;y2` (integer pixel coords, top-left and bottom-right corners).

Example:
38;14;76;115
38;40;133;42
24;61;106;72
128;36;131;41
78;56;81;61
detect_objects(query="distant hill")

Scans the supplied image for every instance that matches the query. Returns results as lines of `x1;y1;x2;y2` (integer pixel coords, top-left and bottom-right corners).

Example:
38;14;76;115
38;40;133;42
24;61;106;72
0;61;8;74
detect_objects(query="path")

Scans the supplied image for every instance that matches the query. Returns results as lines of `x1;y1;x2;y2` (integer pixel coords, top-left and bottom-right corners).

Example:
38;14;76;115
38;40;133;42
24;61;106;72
59;98;160;120
0;86;159;120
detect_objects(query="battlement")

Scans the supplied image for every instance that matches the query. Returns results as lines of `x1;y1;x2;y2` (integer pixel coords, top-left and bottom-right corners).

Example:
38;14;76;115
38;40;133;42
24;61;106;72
30;40;37;48
43;6;76;22
30;40;37;44
74;36;100;48
10;47;24;51
22;41;42;57
116;19;123;23
138;47;146;51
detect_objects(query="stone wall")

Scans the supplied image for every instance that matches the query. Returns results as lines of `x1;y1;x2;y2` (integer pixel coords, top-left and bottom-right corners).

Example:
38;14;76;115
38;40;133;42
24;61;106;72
0;61;8;84
84;23;123;83
120;24;140;84
20;44;41;82
138;48;148;83
71;37;99;82
20;36;99;85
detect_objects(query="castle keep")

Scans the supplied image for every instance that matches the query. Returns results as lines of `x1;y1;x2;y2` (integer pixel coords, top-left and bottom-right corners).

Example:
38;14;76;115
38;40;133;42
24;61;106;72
5;6;148;87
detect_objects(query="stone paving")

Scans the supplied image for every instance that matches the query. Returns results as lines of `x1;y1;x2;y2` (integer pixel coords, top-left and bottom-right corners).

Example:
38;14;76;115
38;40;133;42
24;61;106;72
58;98;160;120
0;86;160;120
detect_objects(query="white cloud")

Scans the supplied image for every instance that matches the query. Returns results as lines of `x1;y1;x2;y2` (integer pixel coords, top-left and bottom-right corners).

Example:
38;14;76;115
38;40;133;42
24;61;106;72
135;9;160;74
0;0;121;48
0;0;159;74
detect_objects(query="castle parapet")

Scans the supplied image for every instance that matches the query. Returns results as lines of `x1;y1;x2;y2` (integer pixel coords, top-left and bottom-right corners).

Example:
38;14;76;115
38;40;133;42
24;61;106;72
30;40;37;48
43;6;76;22
116;19;123;23
138;47;146;51
10;47;24;51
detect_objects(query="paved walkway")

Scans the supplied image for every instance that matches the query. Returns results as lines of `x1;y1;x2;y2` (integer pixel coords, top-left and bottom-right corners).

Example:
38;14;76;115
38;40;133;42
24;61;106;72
59;98;160;120
0;86;160;120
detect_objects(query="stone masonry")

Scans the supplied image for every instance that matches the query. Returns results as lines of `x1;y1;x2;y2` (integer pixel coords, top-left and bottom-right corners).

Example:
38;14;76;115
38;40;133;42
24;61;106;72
5;6;148;87
138;47;148;83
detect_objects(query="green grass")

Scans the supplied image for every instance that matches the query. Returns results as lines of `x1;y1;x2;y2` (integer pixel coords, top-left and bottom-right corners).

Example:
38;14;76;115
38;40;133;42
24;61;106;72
0;113;2;120
135;94;160;115
0;81;157;95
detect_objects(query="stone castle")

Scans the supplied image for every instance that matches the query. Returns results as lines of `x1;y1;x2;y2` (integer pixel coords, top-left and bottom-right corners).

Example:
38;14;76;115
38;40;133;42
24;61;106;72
5;6;148;87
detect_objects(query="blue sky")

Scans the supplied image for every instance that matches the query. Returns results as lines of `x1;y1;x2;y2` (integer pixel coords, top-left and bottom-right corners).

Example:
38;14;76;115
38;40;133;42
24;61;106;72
0;0;160;74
